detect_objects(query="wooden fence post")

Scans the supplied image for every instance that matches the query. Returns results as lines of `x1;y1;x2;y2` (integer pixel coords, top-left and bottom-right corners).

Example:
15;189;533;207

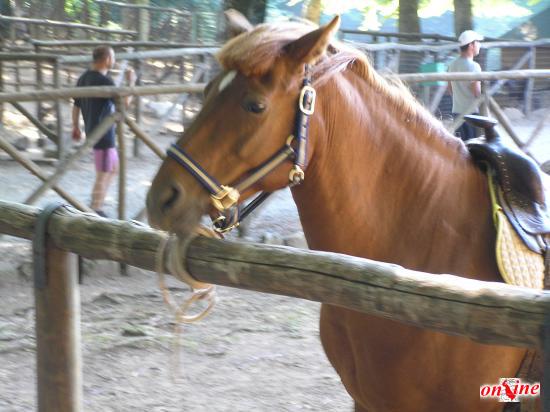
525;46;536;117
116;98;126;222
14;59;21;91
54;58;65;159
34;44;44;124
116;98;128;276
488;97;524;147
133;57;142;157
0;38;4;126
34;207;82;412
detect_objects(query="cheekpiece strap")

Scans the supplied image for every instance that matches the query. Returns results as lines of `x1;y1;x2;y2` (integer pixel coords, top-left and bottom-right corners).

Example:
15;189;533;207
291;64;315;186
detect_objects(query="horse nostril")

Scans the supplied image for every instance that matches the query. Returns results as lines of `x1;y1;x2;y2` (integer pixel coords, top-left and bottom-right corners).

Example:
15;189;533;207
161;185;181;213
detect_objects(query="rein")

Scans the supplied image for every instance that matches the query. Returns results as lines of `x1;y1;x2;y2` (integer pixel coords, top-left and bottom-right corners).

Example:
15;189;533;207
167;64;316;233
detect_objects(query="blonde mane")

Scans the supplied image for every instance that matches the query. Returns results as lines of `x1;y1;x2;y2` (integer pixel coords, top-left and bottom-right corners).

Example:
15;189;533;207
217;21;459;146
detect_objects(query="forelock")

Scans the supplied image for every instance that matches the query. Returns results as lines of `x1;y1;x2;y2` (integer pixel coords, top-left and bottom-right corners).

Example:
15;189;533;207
217;22;313;77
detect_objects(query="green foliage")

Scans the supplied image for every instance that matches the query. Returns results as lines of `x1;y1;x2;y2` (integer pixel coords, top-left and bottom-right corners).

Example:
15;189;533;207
151;0;223;41
64;0;100;25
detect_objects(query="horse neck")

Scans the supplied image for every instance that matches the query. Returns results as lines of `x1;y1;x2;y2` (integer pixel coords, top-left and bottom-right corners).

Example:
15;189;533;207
292;70;499;279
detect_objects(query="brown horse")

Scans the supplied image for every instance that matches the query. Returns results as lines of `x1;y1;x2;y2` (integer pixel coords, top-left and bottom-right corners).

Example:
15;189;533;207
146;17;527;412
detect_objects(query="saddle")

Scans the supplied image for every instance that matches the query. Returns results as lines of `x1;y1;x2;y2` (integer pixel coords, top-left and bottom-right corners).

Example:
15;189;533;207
465;115;549;411
465;115;550;255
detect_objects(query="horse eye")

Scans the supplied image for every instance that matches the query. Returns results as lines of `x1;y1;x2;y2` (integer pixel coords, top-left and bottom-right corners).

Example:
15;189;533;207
243;101;266;114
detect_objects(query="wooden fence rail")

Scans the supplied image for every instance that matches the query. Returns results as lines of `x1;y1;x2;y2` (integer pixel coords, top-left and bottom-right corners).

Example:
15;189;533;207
347;38;550;52
0;70;548;105
0;83;206;103
398;69;550;83
0;14;136;37
1;199;549;349
58;47;219;64
96;0;191;16
29;40;211;49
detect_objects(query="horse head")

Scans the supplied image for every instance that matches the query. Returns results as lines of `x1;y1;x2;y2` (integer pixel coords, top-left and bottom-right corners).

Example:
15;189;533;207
146;16;340;236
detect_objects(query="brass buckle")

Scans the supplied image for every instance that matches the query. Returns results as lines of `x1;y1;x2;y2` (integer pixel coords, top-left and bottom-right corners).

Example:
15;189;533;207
299;85;316;116
289;165;305;186
210;185;240;211
212;215;240;234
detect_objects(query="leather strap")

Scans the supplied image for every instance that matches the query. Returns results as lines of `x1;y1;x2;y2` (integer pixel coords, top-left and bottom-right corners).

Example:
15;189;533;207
167;64;316;233
33;202;65;289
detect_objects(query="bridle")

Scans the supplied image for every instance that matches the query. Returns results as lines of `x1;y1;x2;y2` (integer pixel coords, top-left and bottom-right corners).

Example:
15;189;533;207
166;64;316;233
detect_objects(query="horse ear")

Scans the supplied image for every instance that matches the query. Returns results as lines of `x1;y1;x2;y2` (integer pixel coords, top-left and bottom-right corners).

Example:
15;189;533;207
284;16;340;66
224;9;253;38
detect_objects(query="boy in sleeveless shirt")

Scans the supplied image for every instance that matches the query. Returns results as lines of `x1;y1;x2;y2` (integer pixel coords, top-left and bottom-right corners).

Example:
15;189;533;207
72;46;135;217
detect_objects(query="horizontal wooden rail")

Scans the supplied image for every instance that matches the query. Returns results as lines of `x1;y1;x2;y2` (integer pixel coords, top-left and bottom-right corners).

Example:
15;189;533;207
30;40;215;49
0;68;548;104
96;0;191;16
0;14;136;36
0;83;206;103
59;47;219;64
0;53;58;62
1;200;549;349
399;69;550;83
347;37;550;52
341;29;457;42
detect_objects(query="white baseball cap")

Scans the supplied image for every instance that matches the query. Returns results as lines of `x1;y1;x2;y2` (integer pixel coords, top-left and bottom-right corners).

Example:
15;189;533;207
458;30;484;46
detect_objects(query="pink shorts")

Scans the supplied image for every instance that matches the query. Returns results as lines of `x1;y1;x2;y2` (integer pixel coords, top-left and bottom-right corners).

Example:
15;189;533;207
94;148;119;173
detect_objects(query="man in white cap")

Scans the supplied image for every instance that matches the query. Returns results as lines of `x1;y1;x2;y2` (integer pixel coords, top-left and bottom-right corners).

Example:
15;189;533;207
447;29;484;141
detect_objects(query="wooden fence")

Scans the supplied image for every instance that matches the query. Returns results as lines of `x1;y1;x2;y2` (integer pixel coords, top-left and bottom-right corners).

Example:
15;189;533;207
0;68;547;228
0;46;216;158
1;199;550;410
0;14;137;41
0;67;546;159
0;65;549;411
0;82;205;223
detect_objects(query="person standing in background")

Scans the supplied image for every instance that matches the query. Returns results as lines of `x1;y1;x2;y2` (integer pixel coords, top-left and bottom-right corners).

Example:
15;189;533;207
448;30;484;141
72;46;135;217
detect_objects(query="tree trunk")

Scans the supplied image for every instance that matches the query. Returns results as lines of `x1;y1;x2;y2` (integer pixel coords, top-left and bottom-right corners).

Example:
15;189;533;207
100;2;109;27
135;0;150;41
454;0;473;35
303;0;322;25
81;0;91;25
54;0;66;21
398;0;420;73
398;0;420;34
224;0;267;25
0;0;13;39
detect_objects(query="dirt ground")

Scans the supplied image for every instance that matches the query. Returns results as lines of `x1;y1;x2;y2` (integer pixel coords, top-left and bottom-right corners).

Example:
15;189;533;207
0;89;549;411
0;98;353;412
